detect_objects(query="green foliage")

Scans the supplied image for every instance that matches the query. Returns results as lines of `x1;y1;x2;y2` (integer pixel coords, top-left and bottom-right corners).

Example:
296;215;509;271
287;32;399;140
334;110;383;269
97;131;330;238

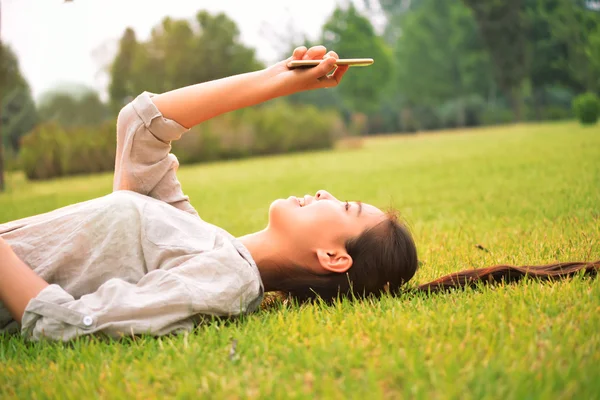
1;123;600;398
572;92;600;124
108;12;264;112
481;105;516;126
172;101;345;164
540;105;572;121
19;121;116;180
394;0;493;128
371;0;600;129
18;102;343;180
541;0;600;93
321;4;393;114
525;0;568;87
108;28;137;114
0;42;38;151
3;147;22;172
38;87;109;128
285;4;396;132
462;0;528;121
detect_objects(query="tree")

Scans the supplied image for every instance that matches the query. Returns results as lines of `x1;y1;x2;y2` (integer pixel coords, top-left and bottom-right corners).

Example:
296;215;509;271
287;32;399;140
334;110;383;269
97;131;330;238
321;4;393;114
0;43;38;151
38;86;108;128
0;40;38;191
394;0;494;127
540;0;600;93
108;28;138;113
462;0;528;121
108;11;264;111
364;0;423;45
283;4;394;133
521;0;573;119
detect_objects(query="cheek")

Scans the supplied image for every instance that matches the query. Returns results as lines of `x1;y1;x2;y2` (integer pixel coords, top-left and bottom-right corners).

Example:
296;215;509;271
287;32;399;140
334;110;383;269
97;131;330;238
268;201;348;246
268;201;324;238
300;205;346;241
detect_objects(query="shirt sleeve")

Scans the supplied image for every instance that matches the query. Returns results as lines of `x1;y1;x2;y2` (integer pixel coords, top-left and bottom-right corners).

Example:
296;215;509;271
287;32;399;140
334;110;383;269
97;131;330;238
113;92;198;216
20;255;262;341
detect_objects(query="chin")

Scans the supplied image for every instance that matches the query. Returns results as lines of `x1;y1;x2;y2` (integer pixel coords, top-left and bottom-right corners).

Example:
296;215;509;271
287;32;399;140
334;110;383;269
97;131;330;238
270;197;298;210
268;197;298;229
269;198;288;212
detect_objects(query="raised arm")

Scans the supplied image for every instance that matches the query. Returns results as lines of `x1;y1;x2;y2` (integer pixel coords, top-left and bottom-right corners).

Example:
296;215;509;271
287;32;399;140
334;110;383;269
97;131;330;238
152;46;349;129
113;46;348;213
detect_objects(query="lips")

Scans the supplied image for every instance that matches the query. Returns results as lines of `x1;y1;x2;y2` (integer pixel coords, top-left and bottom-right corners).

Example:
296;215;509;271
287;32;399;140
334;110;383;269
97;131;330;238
294;196;309;207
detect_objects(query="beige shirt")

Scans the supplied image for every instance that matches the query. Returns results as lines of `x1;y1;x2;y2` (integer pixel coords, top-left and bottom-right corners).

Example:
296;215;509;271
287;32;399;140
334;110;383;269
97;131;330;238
0;92;264;341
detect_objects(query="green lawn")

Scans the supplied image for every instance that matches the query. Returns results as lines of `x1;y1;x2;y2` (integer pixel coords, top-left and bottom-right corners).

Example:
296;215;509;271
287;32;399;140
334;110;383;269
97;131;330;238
1;121;599;399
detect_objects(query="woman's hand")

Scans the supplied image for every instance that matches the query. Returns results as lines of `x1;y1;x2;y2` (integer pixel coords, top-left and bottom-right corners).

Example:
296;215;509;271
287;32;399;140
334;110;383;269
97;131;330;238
152;45;349;129
266;45;350;97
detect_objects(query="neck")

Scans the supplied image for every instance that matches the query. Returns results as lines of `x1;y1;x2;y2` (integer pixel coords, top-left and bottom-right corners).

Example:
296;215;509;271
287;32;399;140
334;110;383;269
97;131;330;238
238;228;292;292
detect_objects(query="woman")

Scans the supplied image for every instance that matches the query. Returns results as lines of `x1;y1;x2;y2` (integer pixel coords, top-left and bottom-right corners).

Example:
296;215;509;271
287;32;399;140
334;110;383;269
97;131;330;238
0;46;597;341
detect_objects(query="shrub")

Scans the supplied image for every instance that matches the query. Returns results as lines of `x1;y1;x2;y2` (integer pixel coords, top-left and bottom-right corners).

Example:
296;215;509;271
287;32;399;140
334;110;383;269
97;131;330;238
19;101;345;180
173;101;345;164
20;123;66;180
481;106;514;126
20;121;116;180
572;92;600;125
541;106;572;121
436;95;486;128
3;147;22;172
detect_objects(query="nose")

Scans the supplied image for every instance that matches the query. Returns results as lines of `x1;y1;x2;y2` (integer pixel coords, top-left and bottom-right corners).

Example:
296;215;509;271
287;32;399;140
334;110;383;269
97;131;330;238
315;190;338;201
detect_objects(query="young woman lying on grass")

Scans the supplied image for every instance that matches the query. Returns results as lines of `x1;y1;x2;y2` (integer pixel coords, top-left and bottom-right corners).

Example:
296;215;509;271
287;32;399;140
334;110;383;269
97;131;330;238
0;46;598;341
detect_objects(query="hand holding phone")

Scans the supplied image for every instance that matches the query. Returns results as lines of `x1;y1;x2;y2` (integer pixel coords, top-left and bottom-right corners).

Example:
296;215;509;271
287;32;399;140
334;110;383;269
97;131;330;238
287;58;374;69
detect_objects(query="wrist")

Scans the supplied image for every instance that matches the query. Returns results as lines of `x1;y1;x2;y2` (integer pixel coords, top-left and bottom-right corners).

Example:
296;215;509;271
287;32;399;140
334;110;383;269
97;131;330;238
263;61;300;98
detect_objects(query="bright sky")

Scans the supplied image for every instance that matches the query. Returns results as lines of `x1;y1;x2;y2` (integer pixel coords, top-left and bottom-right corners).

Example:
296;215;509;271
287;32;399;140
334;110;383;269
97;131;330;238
2;0;367;101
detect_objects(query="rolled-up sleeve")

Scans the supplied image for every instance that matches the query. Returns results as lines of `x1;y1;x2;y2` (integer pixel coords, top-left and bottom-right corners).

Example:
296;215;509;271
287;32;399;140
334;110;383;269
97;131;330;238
21;255;262;341
113;92;198;216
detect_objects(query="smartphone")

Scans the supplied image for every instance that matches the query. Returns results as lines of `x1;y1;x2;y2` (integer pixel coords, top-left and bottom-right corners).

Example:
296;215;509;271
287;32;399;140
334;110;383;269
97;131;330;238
287;58;374;69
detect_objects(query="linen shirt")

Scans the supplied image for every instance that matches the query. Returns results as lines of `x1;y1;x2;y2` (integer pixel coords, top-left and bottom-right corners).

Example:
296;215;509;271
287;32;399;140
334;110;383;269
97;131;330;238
0;92;264;341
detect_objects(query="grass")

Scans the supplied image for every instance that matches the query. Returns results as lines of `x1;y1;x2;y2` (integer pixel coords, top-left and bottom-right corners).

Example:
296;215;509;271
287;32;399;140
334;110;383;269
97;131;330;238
1;121;599;399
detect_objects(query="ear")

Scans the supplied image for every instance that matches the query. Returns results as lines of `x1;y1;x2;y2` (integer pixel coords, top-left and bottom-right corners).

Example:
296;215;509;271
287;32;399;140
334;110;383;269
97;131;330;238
316;248;353;274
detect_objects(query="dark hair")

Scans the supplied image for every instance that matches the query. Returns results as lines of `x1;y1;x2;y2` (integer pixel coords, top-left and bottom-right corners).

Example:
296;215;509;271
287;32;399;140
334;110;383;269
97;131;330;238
272;212;599;304
416;260;599;293
276;212;419;303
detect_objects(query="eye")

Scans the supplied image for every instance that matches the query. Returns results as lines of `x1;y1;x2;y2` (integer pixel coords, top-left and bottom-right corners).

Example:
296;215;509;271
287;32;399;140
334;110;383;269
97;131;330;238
345;201;350;211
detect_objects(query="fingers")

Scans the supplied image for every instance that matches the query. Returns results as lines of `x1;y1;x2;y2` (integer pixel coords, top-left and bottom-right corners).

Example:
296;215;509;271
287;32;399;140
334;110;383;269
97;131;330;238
321;65;349;88
308;57;338;78
290;46;338;62
303;45;327;60
288;45;348;90
292;46;308;60
333;65;349;82
324;50;339;60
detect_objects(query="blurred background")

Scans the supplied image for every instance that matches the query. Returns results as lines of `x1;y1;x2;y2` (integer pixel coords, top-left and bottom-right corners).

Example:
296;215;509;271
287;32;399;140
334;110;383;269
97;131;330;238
1;0;599;186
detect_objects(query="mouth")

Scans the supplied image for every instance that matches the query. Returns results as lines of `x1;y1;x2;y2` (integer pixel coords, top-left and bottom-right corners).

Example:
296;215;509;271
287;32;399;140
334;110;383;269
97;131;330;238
296;196;305;207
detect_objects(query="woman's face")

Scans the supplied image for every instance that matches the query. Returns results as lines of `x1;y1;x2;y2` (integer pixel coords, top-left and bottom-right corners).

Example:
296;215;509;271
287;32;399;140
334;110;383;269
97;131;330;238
268;190;386;272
